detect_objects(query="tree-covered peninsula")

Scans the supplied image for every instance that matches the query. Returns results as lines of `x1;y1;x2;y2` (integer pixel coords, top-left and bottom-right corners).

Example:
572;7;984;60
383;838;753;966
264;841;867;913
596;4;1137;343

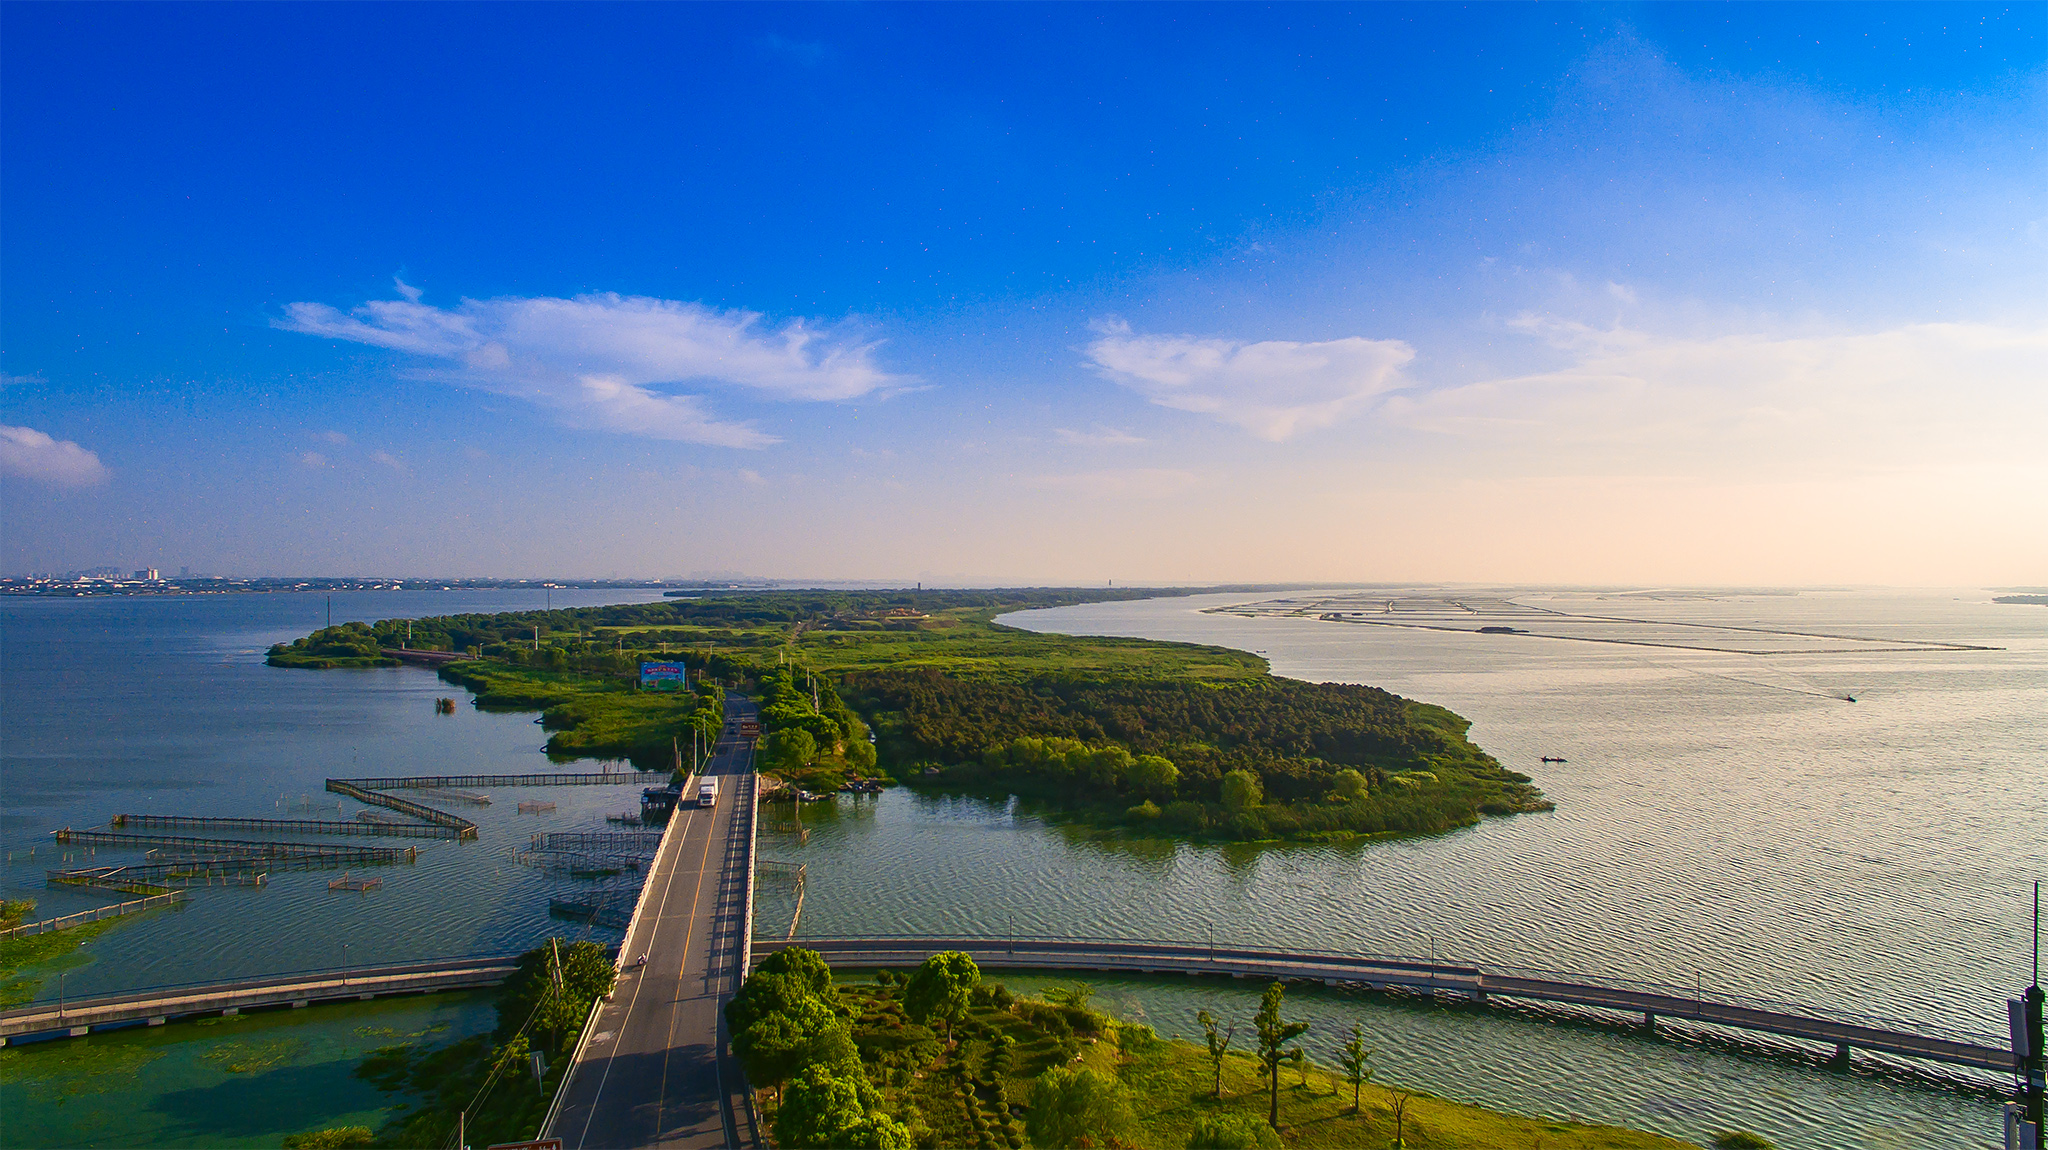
269;589;1551;842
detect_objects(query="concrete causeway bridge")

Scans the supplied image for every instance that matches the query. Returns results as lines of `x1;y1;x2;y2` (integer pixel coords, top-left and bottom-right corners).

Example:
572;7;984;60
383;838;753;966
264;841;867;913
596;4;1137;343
13;705;2018;1149
0;955;520;1044
541;695;764;1150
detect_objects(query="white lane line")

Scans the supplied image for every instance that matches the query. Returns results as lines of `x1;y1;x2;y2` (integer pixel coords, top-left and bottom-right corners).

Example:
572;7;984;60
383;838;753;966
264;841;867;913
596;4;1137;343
571;798;701;1150
654;748;726;1143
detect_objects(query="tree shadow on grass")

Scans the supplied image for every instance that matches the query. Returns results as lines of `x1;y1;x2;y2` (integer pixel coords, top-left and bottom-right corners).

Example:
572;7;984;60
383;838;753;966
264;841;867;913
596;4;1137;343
146;1055;398;1141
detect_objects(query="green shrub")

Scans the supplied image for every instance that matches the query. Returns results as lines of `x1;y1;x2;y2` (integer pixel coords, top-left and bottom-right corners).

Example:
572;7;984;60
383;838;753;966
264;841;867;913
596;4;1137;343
1711;1133;1777;1150
281;1128;375;1149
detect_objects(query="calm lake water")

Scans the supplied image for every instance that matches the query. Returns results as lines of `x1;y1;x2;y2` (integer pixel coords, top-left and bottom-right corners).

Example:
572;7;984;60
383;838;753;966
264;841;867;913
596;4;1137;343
3;587;2042;1149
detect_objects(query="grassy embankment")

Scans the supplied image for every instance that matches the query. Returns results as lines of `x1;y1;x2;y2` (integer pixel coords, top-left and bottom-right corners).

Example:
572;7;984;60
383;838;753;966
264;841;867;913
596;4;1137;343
799;971;1694;1150
268;590;1552;843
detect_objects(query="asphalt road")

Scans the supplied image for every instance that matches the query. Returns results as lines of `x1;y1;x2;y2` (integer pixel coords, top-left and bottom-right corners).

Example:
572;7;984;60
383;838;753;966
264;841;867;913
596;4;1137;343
546;695;758;1150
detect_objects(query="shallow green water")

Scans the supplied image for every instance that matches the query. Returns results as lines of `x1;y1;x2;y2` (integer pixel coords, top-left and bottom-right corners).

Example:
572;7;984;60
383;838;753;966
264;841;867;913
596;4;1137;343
0;991;495;1148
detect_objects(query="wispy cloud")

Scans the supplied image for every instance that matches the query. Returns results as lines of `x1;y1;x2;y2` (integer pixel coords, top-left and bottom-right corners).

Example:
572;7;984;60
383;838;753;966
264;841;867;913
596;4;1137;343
298;451;330;469
0;425;108;487
370;450;408;473
278;290;909;448
1055;426;1147;447
1029;468;1199;499
316;430;350;445
1085;319;1414;441
1387;318;2048;473
1;371;47;388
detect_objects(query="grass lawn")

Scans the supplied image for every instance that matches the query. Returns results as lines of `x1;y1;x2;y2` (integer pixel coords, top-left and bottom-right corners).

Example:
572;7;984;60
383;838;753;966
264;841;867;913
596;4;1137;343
830;978;1694;1150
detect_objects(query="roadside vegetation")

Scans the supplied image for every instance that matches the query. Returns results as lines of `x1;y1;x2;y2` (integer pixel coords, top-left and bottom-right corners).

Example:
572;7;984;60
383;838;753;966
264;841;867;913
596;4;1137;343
269;589;1551;843
729;946;1693;1150
283;939;613;1149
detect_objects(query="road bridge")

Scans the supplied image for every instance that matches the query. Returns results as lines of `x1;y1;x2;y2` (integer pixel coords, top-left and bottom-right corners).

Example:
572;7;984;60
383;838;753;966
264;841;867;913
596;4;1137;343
543;695;761;1150
0;955;519;1045
757;936;2016;1076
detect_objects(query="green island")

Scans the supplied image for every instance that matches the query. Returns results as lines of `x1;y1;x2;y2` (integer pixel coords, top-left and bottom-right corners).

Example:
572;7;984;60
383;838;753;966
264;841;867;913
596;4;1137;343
269;588;1551;843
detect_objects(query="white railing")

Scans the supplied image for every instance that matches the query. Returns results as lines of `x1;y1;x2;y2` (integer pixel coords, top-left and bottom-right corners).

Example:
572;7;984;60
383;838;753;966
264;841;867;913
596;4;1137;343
0;891;185;939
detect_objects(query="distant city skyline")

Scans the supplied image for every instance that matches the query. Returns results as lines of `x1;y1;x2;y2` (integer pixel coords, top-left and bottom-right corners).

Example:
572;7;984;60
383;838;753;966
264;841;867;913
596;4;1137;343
3;4;2042;584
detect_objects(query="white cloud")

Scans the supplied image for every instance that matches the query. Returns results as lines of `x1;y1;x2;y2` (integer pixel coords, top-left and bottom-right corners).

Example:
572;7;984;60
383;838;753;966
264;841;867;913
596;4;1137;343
1055;426;1147;447
317;430;350;445
1029;468;1200;499
278;290;909;449
298;451;330;469
370;450;408;473
1;372;47;388
1386;318;2048;474
1085;319;1414;441
0;425;108;487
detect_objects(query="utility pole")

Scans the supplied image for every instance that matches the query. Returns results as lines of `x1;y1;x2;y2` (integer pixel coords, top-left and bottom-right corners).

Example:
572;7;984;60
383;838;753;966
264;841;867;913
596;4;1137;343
2013;880;2044;1149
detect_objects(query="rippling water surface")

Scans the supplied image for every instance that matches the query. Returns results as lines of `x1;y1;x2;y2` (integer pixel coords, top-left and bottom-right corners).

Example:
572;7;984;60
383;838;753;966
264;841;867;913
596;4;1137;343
756;588;2045;1149
0;590;676;995
4;588;2041;1149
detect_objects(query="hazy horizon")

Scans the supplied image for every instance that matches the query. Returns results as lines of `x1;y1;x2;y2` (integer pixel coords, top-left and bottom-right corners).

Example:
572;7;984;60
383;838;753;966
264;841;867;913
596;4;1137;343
4;5;2042;586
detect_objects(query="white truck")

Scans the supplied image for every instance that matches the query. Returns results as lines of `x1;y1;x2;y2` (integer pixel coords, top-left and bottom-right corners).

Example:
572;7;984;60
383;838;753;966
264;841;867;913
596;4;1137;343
698;778;718;808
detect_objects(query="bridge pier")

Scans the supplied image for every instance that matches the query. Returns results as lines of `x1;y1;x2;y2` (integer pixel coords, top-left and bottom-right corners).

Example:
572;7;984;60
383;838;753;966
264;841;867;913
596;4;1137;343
1832;1042;1852;1065
148;1017;165;1026
68;1025;88;1037
1643;1011;1656;1030
221;1008;238;1017
291;1000;308;1009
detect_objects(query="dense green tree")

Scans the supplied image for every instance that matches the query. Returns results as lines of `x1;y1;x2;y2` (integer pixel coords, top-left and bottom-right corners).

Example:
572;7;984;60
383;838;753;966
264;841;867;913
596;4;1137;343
725;971;820;1037
845;737;878;771
903;951;980;1043
1127;753;1181;796
1331;768;1369;800
1222;769;1264;812
495;940;615;1054
1254;982;1308;1130
774;1064;874;1149
733;997;856;1098
756;945;835;999
835;1114;914;1150
1024;1066;1135;1149
767;728;818;771
1185;1117;1283;1149
1196;1008;1236;1098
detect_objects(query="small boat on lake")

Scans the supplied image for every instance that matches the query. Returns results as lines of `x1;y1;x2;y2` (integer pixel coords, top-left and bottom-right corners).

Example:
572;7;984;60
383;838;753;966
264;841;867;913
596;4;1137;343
1540;756;1567;763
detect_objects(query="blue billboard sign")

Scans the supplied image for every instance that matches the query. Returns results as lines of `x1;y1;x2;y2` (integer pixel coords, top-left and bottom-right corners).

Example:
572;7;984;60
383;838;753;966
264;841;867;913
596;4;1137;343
640;661;687;691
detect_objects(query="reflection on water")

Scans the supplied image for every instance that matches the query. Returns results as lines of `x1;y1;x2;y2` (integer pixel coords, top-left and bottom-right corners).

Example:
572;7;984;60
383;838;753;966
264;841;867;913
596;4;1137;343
3;588;2038;1150
760;588;2042;1150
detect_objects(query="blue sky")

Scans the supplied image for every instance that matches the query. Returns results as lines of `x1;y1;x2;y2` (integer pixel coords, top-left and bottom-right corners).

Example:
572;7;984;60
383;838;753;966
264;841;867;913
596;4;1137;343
4;3;2043;583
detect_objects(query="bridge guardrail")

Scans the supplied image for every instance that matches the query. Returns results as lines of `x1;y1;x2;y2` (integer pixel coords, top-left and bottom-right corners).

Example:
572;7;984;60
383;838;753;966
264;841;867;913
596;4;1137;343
0;953;525;1017
777;933;2009;1052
